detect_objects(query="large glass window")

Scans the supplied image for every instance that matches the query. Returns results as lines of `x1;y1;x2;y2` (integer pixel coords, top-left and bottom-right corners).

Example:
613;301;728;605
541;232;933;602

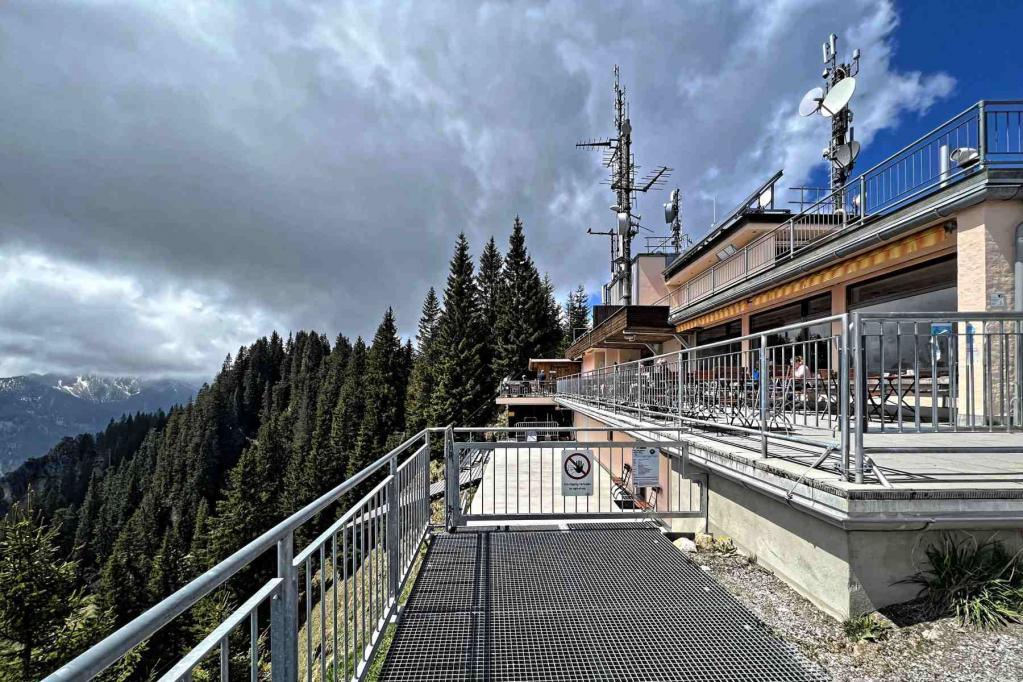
750;293;833;370
848;256;957;373
694;320;742;358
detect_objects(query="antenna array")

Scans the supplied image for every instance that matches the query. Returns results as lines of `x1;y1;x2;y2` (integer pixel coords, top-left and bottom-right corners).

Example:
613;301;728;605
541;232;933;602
798;33;862;193
578;65;672;306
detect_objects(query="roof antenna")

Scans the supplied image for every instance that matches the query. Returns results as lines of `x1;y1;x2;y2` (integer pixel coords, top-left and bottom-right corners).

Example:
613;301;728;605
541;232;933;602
663;188;690;253
578;65;672;305
798;33;861;201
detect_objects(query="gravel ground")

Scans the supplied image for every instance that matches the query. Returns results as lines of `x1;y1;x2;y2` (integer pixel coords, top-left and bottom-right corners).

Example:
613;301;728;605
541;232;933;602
680;541;1023;682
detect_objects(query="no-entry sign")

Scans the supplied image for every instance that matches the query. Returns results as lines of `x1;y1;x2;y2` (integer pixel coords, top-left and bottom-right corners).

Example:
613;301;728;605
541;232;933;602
561;449;594;496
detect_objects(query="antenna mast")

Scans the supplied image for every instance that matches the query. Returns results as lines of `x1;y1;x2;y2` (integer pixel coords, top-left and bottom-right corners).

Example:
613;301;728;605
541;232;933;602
578;65;671;306
822;34;861;191
798;34;861;208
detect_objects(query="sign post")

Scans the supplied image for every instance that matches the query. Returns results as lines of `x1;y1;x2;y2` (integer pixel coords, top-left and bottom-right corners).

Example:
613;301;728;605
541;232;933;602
561;449;594;497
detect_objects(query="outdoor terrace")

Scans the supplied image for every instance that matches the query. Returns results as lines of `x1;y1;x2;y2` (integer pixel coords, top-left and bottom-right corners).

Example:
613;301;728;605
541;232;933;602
557;312;1023;491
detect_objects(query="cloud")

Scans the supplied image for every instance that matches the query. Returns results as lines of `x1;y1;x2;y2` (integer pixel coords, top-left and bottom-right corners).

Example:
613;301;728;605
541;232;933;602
0;0;953;380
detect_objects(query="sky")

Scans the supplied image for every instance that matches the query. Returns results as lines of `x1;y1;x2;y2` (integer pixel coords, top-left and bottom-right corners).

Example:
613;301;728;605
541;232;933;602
0;0;1015;381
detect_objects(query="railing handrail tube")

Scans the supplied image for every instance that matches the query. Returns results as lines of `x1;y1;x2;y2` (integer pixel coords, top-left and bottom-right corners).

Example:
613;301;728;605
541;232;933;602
157;578;283;681
45;429;429;681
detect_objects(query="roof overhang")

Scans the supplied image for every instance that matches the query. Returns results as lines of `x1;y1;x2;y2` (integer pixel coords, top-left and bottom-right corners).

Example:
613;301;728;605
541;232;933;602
565;305;674;360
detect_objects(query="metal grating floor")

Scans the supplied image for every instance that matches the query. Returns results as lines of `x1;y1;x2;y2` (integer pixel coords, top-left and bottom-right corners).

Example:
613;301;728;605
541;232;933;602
379;525;826;681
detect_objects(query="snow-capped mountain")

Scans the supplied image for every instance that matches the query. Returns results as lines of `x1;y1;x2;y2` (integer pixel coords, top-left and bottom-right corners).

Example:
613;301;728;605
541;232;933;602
0;374;197;472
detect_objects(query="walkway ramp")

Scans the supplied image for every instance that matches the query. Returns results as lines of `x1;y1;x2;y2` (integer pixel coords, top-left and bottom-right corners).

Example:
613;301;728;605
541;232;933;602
380;524;824;681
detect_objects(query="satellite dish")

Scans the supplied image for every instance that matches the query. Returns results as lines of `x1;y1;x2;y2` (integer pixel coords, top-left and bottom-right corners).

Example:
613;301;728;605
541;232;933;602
950;147;980;168
664;202;676;223
833;140;861;168
758;186;773;208
821;77;855;117
799;87;824;117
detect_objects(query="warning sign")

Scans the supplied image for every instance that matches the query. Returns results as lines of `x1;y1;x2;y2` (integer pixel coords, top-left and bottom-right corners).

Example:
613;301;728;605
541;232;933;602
561;449;594;496
632;447;660;487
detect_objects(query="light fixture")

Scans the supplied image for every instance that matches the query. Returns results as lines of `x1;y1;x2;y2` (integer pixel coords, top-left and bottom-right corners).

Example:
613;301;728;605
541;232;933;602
715;244;738;261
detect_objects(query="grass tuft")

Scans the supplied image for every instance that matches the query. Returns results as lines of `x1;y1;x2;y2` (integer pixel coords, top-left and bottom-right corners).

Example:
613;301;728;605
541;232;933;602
903;534;1023;629
843;613;890;642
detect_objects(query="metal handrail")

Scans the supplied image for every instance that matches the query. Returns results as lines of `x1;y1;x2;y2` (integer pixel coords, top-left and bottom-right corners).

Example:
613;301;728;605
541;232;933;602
557;312;1023;484
665;101;1023;312
46;428;437;681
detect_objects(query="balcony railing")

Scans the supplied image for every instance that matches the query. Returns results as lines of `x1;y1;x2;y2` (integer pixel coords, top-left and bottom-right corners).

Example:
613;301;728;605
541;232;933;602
661;101;1023;313
499;380;558;397
557;312;1023;484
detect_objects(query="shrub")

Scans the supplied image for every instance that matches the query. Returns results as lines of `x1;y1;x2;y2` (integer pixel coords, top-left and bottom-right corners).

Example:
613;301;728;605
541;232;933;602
903;534;1023;629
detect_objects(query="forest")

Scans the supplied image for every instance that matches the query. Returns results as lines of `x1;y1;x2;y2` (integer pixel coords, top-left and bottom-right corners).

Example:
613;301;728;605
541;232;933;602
0;220;591;679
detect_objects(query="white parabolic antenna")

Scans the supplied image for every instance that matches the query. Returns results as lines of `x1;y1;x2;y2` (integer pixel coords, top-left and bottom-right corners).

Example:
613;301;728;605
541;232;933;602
799;87;824;117
821;77;856;117
833;140;861;168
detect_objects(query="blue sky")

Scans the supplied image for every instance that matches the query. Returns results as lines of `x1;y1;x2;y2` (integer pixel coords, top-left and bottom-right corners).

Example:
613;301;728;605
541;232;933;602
809;0;1023;188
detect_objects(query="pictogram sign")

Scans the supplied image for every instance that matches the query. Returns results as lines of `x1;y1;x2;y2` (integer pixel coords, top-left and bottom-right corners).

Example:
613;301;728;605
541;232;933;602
561;449;594;496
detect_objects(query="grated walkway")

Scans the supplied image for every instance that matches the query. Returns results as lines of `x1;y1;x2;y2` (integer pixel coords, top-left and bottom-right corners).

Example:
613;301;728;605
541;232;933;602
379;524;825;681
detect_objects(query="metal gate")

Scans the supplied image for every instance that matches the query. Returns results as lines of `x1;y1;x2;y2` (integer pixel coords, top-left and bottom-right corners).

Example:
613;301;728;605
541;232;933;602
444;427;706;528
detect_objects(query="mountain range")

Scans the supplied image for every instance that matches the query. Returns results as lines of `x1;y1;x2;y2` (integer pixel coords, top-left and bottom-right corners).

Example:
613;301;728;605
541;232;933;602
0;373;197;472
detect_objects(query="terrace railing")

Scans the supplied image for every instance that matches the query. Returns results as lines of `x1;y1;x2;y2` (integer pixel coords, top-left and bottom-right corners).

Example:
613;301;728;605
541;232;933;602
46;430;435;682
662;101;1023;313
557;312;1023;484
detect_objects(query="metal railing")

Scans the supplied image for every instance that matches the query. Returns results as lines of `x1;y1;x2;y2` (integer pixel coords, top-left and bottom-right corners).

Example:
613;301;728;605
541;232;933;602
46;430;435;682
444;426;705;528
498;380;557;397
662;101;1023;312
557;313;1023;484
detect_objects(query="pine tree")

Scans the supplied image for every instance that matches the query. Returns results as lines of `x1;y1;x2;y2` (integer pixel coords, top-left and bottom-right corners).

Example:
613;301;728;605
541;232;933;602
406;288;443;432
434;233;490;426
352;309;408;474
562;284;590;352
540;274;564;357
0;500;110;679
495;216;546;379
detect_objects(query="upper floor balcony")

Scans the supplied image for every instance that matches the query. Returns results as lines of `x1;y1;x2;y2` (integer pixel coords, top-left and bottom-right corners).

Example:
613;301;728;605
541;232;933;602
660;101;1023;320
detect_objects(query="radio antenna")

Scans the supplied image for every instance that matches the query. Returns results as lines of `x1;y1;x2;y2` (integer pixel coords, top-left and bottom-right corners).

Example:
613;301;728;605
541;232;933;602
578;65;672;305
798;34;861;197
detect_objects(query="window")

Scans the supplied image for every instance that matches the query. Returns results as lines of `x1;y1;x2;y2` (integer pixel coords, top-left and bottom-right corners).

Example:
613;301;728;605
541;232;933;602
749;293;833;370
848;256;957;372
694;320;742;359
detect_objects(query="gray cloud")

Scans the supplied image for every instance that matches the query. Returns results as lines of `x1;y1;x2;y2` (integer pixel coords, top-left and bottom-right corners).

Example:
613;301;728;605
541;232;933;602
0;0;952;380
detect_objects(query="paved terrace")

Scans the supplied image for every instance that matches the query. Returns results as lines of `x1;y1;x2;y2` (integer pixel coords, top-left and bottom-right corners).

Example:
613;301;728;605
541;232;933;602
379;524;825;681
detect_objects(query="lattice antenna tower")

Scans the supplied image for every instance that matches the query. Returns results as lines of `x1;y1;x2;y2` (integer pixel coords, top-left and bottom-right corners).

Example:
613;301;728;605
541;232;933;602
663;188;690;253
578;65;672;305
798;34;862;193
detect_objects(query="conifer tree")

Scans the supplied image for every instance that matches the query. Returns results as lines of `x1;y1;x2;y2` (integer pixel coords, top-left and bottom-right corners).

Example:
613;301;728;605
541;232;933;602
562;284;590;352
406;288;442;432
352;309;407;474
434;233;490;425
0;500;100;679
495;216;546;379
540;274;564;357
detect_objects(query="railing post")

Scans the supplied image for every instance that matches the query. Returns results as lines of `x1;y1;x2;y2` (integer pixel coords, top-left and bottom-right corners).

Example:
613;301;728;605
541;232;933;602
839;315;851;480
789;220;795;256
387;453;400;602
444;427;461;531
271;533;297;682
978;100;987;165
852;313;866;483
759;335;768;458
858;175;866;218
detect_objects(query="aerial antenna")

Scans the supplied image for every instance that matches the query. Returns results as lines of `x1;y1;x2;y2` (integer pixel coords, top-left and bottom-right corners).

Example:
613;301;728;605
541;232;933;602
797;34;861;196
578;65;672;305
663;188;690;253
